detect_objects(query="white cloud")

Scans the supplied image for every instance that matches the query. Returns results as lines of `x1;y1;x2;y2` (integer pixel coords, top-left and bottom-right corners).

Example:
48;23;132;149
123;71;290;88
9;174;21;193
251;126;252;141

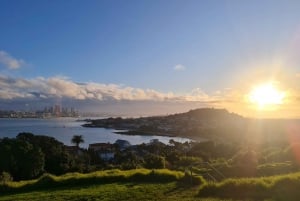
0;75;248;115
0;75;263;116
0;50;25;69
0;75;175;101
173;64;186;71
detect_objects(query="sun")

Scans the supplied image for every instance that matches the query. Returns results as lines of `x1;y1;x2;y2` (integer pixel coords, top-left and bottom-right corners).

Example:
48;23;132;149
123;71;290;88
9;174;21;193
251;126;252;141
248;83;285;109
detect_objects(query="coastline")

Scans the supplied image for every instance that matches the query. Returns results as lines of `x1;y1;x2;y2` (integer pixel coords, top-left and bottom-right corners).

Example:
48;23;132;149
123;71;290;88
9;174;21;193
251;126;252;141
114;130;175;136
113;130;207;143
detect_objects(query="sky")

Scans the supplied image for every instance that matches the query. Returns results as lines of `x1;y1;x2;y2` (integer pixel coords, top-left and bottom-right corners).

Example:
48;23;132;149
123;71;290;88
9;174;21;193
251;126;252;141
1;0;300;117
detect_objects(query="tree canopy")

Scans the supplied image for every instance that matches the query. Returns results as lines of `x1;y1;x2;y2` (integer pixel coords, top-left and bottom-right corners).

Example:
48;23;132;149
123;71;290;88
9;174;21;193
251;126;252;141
71;135;84;148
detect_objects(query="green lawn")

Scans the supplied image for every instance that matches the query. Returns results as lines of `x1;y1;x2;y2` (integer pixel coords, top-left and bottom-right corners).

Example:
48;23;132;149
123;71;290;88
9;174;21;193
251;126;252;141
0;169;293;201
0;182;245;201
0;169;206;201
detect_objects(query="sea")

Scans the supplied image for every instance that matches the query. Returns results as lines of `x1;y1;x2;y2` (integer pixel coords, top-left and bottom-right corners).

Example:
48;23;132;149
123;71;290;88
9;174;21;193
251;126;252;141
0;118;191;148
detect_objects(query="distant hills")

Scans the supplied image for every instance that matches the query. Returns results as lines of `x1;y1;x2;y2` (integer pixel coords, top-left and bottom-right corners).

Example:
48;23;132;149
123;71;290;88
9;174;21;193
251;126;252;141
83;108;300;146
83;108;246;141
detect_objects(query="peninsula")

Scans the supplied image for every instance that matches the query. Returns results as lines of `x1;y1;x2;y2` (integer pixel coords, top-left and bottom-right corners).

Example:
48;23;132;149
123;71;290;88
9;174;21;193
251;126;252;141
82;108;246;141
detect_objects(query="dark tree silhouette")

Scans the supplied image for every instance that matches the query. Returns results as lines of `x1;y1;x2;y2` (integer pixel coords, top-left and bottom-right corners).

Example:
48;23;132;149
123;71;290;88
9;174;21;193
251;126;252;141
71;135;84;148
17;132;74;175
0;138;45;180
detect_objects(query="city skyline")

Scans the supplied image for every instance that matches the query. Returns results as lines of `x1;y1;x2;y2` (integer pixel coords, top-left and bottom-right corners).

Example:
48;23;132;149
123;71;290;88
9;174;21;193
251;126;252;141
1;1;300;118
0;104;79;118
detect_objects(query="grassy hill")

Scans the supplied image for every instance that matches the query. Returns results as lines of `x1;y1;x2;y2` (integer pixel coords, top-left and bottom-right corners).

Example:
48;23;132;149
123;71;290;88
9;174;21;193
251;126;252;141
198;171;300;201
2;169;300;201
0;169;206;201
0;182;220;201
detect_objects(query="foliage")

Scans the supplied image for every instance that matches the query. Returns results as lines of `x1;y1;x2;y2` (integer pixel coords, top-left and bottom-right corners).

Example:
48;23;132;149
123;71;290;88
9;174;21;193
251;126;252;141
174;156;203;169
230;149;258;167
143;154;165;169
0;138;45;180
257;162;297;176
0;172;13;183
17;133;76;175
71;135;84;148
114;150;144;170
0;169;202;194
0;182;226;201
0;133;91;180
4;131;300;181
198;171;300;201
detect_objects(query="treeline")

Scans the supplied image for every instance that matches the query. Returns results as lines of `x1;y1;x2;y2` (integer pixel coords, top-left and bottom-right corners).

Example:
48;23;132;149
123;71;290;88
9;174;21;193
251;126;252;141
0;133;89;181
1;132;300;181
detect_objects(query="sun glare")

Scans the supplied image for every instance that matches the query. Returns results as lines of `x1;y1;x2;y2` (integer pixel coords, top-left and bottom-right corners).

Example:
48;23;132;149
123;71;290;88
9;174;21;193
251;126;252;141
249;83;285;109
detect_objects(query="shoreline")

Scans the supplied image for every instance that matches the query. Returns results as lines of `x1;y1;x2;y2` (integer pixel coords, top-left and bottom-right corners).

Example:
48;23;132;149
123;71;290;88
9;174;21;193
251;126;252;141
83;124;208;143
113;130;207;142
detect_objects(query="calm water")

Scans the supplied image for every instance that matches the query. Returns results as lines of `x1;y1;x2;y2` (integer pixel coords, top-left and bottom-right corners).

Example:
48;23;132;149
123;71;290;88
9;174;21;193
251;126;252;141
0;118;191;148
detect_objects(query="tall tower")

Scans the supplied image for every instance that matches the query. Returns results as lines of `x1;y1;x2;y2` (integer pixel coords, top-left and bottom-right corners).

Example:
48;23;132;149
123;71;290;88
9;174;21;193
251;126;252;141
54;105;61;117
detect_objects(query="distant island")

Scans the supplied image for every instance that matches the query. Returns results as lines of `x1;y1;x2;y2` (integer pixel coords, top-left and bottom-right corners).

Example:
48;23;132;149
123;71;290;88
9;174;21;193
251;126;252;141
82;108;246;141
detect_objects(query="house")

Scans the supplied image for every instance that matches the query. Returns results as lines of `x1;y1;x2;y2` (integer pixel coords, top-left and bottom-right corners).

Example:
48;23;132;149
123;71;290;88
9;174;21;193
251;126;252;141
88;143;115;161
114;139;131;151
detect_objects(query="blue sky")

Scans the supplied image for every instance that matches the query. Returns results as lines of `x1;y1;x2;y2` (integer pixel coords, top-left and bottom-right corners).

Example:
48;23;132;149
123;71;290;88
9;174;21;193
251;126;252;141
1;0;300;117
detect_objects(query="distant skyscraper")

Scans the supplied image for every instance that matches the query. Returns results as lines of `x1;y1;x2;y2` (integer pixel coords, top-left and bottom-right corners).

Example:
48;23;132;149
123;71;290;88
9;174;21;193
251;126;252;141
54;105;61;117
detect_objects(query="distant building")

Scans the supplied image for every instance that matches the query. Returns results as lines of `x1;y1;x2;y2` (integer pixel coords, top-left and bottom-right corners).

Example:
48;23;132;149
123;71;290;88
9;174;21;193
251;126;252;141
54;105;61;117
114;139;131;151
89;143;115;161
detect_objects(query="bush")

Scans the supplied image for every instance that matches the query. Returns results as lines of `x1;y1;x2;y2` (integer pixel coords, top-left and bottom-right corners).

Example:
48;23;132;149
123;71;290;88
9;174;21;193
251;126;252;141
175;156;202;168
199;177;269;199
0;172;13;183
198;172;300;200
143;154;165;169
271;175;300;201
257;162;297;176
0;169;188;193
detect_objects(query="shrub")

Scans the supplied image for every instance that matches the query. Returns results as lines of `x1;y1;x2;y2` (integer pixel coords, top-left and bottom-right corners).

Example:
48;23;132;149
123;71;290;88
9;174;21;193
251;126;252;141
198;172;300;200
271;175;300;201
0;169;189;193
143;154;165;169
175;156;203;168
257;162;297;176
0;172;13;183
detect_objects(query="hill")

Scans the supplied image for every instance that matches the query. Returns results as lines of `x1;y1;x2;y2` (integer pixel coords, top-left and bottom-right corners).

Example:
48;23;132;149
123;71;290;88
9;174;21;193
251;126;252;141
2;169;300;201
83;108;246;141
83;107;300;146
0;169;206;201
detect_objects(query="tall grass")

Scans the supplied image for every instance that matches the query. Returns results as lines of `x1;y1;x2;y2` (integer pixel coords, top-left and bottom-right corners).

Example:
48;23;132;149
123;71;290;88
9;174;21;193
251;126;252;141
198;171;300;200
0;169;203;194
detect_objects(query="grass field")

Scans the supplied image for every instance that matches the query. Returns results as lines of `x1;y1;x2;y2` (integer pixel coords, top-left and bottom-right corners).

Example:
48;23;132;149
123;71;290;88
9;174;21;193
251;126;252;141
0;182;230;201
2;169;300;201
198;172;300;201
0;169;207;201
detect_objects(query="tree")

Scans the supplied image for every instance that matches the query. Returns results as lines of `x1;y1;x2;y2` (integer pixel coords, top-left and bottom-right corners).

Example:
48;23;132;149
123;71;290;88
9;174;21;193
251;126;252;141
0;138;45;180
144;154;165;169
17;133;74;175
71;135;84;148
114;150;143;169
0;172;12;183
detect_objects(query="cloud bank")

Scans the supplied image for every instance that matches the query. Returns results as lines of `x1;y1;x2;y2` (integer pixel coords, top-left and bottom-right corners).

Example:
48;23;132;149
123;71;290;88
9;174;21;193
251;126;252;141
0;51;25;69
2;75;298;117
0;75;231;116
0;75;222;103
